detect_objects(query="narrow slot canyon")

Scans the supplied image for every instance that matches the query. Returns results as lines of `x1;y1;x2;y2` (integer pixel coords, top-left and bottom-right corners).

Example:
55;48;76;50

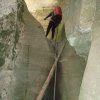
0;0;100;100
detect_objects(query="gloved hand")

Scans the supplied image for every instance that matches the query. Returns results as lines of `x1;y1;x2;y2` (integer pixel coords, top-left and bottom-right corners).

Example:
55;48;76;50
44;17;47;20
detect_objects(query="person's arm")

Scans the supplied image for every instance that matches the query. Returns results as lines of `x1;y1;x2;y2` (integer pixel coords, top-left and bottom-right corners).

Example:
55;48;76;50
44;12;53;20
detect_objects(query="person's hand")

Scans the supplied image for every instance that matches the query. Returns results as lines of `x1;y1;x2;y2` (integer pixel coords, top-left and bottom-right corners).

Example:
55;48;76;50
44;18;46;20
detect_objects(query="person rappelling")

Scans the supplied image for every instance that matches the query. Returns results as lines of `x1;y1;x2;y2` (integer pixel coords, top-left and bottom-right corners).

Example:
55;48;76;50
44;6;62;39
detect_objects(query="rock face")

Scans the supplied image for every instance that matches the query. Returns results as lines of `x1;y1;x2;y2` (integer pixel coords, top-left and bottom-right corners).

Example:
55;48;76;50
79;0;100;100
60;0;100;99
56;32;86;100
0;0;17;99
12;1;55;100
1;0;55;100
0;0;85;100
60;0;95;59
25;0;57;12
0;0;17;17
0;0;100;100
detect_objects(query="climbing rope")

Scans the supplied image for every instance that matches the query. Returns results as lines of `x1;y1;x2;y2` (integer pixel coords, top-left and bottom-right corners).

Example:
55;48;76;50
53;41;58;100
36;40;67;100
53;55;57;100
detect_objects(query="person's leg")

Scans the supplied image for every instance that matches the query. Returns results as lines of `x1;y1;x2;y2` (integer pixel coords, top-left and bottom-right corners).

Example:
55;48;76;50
46;21;53;37
52;24;57;39
52;27;55;39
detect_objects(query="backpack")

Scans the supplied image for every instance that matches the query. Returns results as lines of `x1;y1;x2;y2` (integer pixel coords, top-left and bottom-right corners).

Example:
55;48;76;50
54;7;62;15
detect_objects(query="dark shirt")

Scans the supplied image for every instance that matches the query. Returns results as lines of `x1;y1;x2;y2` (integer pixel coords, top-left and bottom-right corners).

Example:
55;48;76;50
45;12;62;26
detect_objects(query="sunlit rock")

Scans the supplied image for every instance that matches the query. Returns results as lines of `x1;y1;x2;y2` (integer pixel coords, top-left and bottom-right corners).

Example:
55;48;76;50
0;0;24;99
79;0;100;100
60;0;95;59
25;0;57;12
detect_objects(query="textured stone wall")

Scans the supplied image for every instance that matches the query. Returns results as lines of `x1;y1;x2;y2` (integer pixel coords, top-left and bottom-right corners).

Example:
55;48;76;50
25;0;57;12
0;0;24;99
0;0;99;100
79;0;100;100
60;0;95;60
0;0;17;17
0;0;55;99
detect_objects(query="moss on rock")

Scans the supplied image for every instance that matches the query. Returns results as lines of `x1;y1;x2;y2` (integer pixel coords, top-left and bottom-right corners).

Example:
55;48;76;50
0;57;5;67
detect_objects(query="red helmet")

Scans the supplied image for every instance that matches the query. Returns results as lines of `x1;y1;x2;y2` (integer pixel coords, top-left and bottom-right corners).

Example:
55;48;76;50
54;6;62;15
